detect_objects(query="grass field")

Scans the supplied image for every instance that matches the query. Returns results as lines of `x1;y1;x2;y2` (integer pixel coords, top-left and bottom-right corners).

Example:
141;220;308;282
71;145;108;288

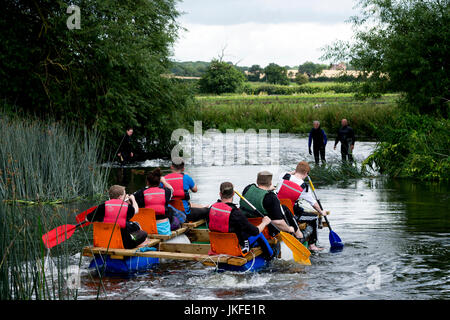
183;93;399;139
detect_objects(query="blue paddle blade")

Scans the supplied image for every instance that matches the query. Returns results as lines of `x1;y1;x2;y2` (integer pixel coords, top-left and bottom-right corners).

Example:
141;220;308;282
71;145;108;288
329;230;344;250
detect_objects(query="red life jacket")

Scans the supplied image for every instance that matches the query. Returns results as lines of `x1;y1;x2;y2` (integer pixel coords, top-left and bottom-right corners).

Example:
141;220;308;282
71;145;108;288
143;187;167;217
103;199;129;228
164;173;188;200
277;174;304;204
208;202;232;233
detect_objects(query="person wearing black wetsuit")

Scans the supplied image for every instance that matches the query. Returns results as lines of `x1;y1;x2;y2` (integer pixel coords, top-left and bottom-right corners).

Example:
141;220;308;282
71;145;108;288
117;128;134;165
334;119;355;162
308;120;327;165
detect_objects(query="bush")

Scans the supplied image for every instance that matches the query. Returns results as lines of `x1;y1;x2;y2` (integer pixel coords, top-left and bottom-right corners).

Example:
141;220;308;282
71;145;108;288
363;113;450;181
198;60;246;94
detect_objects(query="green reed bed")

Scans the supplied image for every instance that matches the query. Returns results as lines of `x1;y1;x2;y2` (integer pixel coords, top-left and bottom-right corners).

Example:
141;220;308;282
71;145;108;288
0;115;109;204
0;201;91;300
309;162;376;185
187;94;399;139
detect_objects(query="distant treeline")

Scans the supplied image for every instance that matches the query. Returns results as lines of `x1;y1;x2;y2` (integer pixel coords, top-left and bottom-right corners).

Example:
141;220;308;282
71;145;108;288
170;60;356;81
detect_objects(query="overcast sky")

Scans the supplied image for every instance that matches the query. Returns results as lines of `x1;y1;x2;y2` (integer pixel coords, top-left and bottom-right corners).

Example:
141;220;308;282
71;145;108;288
172;0;358;67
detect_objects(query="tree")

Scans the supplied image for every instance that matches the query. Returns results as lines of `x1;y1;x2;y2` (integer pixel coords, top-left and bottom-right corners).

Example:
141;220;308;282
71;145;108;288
198;59;246;94
0;0;190;158
298;61;327;77
295;73;309;85
322;0;449;117
264;63;289;85
247;64;263;82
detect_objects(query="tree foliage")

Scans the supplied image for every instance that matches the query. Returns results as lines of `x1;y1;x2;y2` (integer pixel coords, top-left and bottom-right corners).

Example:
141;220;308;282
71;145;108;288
298;61;327;77
198;59;246;94
0;0;192;159
264;63;289;85
322;0;449;117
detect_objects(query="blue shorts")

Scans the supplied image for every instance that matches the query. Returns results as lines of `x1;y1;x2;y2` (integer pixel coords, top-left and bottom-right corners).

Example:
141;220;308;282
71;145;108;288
156;220;172;235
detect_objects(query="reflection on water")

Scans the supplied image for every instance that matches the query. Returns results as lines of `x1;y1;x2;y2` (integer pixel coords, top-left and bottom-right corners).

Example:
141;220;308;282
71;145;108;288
76;134;449;300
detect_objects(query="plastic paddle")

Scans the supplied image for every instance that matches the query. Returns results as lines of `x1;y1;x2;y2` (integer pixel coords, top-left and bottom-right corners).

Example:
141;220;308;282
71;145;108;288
306;176;344;250
234;190;311;265
75;205;98;227
42;206;98;249
42;222;84;249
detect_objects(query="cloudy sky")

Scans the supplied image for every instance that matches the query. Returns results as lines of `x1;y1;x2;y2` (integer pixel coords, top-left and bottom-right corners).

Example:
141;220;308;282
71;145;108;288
172;0;358;67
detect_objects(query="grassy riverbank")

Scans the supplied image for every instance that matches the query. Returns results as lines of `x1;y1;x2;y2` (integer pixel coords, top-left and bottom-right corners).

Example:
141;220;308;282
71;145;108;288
183;93;399;139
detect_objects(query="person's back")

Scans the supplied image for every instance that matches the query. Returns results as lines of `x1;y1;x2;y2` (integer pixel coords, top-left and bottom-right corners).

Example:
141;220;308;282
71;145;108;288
209;182;271;255
163;157;197;214
240;171;305;240
276;161;328;251
86;185;148;249
134;168;174;235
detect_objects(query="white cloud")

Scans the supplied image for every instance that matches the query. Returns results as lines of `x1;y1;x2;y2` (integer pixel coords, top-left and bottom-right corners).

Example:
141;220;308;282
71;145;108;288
173;21;354;67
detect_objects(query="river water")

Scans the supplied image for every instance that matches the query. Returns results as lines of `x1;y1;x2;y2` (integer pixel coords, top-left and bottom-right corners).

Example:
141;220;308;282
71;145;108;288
75;134;449;300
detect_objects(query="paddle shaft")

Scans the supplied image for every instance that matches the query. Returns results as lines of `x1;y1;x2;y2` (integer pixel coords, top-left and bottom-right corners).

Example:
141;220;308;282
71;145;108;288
307;176;333;232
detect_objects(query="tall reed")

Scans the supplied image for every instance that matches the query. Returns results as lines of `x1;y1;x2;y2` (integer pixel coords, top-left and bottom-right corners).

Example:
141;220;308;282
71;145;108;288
0;115;109;203
0;201;87;300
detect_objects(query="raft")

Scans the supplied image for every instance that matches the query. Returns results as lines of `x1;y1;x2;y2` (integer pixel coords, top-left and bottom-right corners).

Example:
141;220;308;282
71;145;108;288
81;202;318;275
82;218;280;275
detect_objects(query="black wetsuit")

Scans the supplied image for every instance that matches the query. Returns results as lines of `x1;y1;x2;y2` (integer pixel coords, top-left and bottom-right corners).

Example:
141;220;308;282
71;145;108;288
308;127;327;164
118;134;133;164
334;125;355;162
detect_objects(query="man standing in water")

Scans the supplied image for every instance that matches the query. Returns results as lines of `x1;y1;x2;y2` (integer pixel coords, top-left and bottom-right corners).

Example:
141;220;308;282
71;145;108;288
334;119;355;163
308;120;327;165
117;127;134;165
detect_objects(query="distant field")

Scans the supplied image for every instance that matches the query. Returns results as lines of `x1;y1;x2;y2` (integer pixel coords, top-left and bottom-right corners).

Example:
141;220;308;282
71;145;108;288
182;93;399;139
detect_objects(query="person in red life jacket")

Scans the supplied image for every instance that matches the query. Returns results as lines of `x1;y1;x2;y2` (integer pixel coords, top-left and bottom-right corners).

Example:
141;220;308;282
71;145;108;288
276;161;328;251
164;157;210;221
208;182;273;257
134;168;175;235
239;171;307;241
85;185;149;249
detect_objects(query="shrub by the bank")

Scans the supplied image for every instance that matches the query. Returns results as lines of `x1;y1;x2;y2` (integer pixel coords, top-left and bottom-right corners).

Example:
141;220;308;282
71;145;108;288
363;113;450;181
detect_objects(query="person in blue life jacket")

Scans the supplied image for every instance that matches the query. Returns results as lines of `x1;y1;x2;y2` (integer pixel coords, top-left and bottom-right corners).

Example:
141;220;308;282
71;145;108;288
86;185;149;248
208;182;273;258
164;157;210;221
308;120;327;165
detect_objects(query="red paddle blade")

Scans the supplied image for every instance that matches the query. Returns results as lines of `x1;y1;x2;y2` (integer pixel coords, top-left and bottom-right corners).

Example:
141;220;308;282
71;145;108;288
42;224;77;249
75;205;97;228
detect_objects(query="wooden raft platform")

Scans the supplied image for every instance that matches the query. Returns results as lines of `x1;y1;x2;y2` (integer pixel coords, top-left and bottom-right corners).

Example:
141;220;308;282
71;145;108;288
82;243;266;267
82;218;271;267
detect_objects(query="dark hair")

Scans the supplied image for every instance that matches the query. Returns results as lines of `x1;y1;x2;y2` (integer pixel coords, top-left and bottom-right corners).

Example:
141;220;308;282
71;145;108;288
257;171;272;187
220;182;234;199
171;157;185;170
146;168;162;187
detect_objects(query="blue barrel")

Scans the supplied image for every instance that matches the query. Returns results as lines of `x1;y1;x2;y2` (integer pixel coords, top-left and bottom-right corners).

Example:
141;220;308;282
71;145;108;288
88;254;159;275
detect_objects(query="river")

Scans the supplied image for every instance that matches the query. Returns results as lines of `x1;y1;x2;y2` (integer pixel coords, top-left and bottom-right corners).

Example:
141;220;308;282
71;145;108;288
74;134;449;300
